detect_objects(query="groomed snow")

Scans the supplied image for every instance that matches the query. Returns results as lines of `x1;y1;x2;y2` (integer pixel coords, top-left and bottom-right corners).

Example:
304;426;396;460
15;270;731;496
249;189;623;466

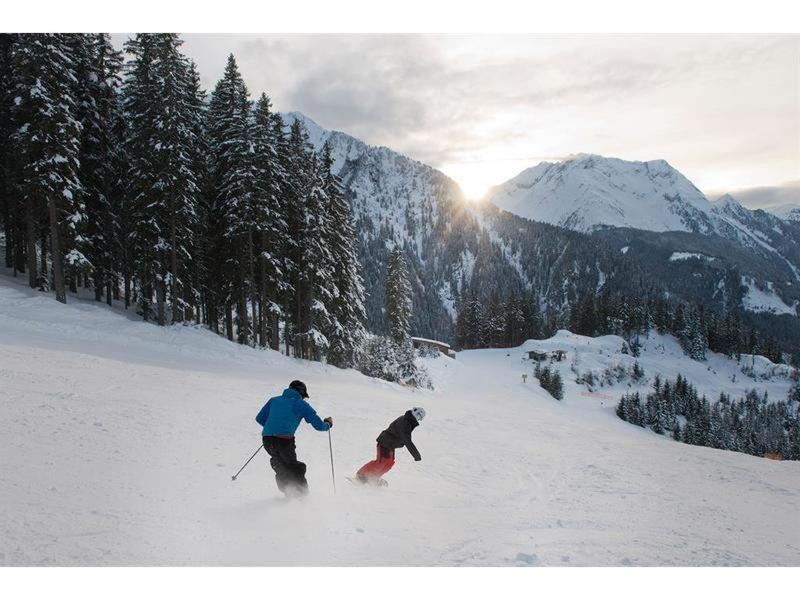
1;277;798;566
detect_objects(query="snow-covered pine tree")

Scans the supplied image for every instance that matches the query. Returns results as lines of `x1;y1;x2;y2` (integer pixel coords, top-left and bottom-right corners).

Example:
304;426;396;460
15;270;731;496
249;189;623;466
0;34;23;274
482;292;505;347
77;34;124;306
616;394;628;420
122;34;160;320
62;33;99;294
182;60;208;324
297;150;337;360
122;34;201;325
280;118;314;354
9;34;84;303
319;142;366;367
503;293;526;347
251;93;288;350
150;34;201;326
206;53;256;342
680;307;707;361
385;246;412;345
550;369;564;401
456;288;483;349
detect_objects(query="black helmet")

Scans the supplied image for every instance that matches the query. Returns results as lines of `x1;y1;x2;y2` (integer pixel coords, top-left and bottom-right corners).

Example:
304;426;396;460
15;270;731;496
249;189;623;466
289;380;309;398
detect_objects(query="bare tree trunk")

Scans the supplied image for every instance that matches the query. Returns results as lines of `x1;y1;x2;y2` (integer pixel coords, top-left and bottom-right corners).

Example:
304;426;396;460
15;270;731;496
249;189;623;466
12;210;26;276
25;199;36;288
105;256;113;306
142;282;152;322
170;213;180;322
225;304;233;341
248;229;258;347
295;282;303;359
48;197;66;304
238;293;248;345
271;314;279;351
207;300;216;332
259;230;267;348
94;269;103;301
156;275;167;326
39;227;47;290
251;296;259;347
3;194;12;269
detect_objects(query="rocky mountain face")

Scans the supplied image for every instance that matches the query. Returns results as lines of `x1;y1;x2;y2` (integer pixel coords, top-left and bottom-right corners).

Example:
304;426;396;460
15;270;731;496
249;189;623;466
281;113;799;354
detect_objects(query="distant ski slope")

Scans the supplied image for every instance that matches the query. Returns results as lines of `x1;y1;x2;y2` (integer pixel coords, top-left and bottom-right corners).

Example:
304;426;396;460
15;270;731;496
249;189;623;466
1;275;798;566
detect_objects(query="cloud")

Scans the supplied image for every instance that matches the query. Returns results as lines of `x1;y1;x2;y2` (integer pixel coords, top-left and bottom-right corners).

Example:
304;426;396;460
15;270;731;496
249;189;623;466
113;34;800;197
716;181;800;209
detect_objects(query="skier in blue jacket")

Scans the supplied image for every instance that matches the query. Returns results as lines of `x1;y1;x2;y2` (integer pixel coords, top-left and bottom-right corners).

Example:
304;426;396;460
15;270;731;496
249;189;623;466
255;380;332;496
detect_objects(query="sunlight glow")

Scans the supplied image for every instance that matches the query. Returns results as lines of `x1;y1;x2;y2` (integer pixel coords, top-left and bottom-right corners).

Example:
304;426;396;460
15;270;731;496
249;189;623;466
440;159;540;201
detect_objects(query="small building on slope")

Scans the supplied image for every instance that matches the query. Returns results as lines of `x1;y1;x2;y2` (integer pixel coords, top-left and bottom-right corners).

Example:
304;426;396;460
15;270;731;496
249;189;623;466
411;336;456;359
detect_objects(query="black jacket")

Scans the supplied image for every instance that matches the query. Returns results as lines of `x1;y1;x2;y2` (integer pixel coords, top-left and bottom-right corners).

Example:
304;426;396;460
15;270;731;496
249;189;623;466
376;410;421;461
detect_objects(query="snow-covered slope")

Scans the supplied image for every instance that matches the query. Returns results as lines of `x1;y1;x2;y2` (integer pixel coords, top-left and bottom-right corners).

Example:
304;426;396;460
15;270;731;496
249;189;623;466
711;194;796;252
2;277;799;566
740;276;799;316
521;330;794;409
486;154;717;234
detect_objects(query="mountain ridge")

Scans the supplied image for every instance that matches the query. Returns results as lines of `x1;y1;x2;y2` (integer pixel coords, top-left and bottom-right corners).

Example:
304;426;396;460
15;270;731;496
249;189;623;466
278;112;799;356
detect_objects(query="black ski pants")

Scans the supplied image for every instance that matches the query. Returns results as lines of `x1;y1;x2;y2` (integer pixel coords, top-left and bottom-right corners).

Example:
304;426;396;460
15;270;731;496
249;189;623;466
262;435;308;494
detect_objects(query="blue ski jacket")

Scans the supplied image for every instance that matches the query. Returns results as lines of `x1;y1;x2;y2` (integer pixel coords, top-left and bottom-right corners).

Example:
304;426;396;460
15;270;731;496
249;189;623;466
255;387;330;437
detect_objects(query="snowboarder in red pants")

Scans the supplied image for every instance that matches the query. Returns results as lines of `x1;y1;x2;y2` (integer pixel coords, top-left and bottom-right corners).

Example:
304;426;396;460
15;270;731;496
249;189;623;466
356;407;425;485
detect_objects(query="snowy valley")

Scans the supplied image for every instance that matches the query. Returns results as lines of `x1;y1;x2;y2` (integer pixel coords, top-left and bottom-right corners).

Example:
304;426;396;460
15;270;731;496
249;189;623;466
2;275;798;566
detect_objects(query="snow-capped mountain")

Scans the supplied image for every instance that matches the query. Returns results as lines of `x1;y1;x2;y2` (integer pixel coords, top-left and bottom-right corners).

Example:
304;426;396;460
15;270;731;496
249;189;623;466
711;194;796;248
710;194;800;282
276;114;800;353
487;156;800;311
486;154;718;234
765;202;800;222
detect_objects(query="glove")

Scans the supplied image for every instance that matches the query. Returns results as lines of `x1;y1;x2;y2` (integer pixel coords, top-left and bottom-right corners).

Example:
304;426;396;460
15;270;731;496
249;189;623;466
414;456;422;462
324;417;333;429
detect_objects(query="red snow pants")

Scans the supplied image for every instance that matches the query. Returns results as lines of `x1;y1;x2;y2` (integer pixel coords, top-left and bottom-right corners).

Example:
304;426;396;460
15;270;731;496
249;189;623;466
356;445;395;480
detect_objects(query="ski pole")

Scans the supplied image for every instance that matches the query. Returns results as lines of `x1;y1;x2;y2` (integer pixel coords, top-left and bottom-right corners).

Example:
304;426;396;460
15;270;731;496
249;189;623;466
328;428;336;494
231;444;263;481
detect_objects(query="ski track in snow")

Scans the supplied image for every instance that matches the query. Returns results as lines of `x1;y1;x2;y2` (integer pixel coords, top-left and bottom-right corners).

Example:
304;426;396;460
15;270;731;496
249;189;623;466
1;276;799;566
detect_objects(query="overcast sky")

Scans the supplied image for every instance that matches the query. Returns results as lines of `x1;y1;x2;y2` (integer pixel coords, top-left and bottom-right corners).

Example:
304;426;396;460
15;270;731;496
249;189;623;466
112;34;800;205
